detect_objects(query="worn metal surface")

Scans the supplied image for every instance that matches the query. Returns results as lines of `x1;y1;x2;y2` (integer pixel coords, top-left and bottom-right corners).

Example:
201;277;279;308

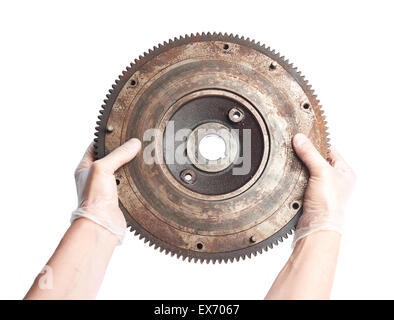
94;33;329;263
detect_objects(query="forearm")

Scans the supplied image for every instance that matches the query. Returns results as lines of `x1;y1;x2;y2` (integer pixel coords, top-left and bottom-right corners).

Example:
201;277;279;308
265;230;341;300
24;218;118;300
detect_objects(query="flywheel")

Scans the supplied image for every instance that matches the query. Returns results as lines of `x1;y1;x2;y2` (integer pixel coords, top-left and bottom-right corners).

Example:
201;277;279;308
94;33;329;263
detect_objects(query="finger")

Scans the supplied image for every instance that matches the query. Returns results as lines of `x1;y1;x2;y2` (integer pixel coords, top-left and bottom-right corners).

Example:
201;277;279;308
292;133;329;175
97;138;141;173
77;142;95;170
328;146;351;171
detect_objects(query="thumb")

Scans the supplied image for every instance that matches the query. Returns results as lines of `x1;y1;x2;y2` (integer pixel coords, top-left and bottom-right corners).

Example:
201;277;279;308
292;133;328;175
97;138;141;173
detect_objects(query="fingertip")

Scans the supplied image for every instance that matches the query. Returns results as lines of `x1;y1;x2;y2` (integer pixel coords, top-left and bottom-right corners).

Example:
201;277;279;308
123;138;142;156
292;133;327;174
292;133;308;150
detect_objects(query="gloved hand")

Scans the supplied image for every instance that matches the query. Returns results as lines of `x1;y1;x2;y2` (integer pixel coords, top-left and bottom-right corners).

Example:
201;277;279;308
71;138;141;244
292;133;356;247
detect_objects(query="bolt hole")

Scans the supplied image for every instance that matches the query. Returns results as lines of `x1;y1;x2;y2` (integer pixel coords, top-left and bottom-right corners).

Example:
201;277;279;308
130;79;137;87
269;62;277;70
303;103;310;110
292;202;300;210
223;43;229;50
233;111;241;119
116;179;120;185
181;170;196;184
197;243;203;250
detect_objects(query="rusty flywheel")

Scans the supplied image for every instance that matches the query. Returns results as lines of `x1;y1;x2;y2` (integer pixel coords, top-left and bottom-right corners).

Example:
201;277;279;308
94;33;329;263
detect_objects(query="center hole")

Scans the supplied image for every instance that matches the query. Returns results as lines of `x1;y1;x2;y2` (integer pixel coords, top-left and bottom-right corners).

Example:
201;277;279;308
199;134;226;161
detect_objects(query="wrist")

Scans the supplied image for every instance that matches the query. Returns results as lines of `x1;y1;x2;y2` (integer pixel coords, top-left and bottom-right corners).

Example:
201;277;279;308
71;217;120;246
293;230;341;255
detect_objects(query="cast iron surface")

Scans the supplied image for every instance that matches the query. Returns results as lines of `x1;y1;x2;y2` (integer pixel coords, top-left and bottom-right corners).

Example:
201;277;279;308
94;33;329;263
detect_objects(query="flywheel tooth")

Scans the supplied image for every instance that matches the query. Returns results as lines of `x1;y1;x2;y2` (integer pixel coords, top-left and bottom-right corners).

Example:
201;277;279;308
159;247;165;253
283;233;288;239
93;138;98;143
96;121;100;125
207;31;212;36
263;246;268;252
138;234;143;240
143;238;149;243
94;131;99;137
224;32;229;37
256;41;260;46
99;109;104;114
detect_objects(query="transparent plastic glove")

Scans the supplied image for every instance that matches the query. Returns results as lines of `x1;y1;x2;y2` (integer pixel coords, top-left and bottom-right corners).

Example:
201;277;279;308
292;133;356;247
71;138;141;244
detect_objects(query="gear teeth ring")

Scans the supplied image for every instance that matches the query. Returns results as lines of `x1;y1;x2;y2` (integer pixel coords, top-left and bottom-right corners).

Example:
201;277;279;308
94;33;329;263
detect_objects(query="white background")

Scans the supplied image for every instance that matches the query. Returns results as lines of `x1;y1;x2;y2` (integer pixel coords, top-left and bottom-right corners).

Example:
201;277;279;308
0;0;393;299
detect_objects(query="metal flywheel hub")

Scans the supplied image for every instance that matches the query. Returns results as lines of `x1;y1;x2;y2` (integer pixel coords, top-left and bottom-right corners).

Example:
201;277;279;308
94;33;329;263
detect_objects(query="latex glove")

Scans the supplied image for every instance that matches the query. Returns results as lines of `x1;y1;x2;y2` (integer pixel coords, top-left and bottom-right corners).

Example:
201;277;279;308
292;133;356;247
71;138;141;244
